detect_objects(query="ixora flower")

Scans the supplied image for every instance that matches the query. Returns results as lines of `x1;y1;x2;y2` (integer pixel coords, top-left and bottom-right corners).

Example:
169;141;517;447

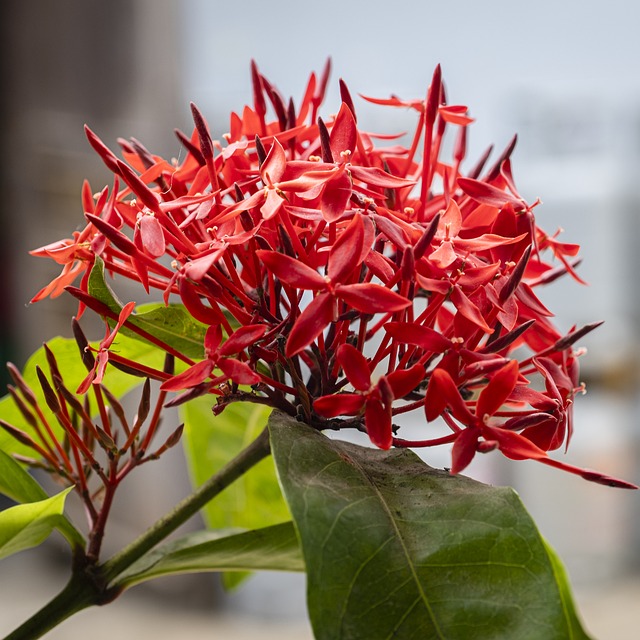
26;61;635;491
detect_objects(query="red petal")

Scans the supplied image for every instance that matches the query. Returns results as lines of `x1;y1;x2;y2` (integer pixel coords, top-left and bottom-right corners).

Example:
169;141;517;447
458;177;525;211
385;364;424;398
256;250;326;289
260;188;284;220
218;358;260;385
385;322;451;354
337;283;410;313
349;165;415;189
428;240;457;269
476;360;519;418
314;393;365;418
450;427;480;474
261;138;287;183
425;368;473;423
204;325;223;353
286;292;335;357
218;324;267;356
336;344;371;391
160;359;213;391
365;396;393;449
329;102;357;160
320;170;352;222
438;105;474;126
138;214;166;258
450;286;493;333
327;214;365;282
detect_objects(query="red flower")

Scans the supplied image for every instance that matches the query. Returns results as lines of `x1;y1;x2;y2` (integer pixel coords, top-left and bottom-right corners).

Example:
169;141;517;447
27;62;635;489
77;301;136;393
257;214;411;356
161;324;265;392
314;344;424;449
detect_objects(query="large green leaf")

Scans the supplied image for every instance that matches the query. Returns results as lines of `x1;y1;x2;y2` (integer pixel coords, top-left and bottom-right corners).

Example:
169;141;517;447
269;412;592;640
0;450;84;549
88;257;206;359
180;400;290;588
0;334;166;458
0;487;76;560
116;522;303;589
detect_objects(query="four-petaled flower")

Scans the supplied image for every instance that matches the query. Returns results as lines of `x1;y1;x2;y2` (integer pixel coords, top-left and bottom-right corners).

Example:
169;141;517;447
314;344;424;449
161;324;266;392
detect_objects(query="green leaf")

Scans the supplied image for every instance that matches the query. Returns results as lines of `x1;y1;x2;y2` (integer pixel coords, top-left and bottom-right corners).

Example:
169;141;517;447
0;487;76;560
0;448;48;504
0;334;165;458
88;257;206;359
116;522;303;589
180;400;290;589
269;412;592;640
0;450;84;549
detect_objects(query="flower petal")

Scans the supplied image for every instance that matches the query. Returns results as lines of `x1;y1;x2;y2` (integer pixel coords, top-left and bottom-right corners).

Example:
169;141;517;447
337;283;410;313
336;344;371;392
314;393;365;418
286;292;335;357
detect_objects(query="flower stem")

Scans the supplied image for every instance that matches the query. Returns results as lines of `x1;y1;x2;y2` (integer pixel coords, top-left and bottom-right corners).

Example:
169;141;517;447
5;426;272;640
102;425;271;583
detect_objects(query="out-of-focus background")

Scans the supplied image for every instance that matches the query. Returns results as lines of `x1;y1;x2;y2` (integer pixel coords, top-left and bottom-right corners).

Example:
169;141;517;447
1;1;639;638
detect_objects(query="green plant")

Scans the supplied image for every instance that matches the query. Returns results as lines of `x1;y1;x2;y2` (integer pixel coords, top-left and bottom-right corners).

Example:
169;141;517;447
1;61;634;639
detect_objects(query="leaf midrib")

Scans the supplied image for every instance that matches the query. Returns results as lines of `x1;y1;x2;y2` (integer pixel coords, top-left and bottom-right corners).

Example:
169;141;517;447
341;454;446;640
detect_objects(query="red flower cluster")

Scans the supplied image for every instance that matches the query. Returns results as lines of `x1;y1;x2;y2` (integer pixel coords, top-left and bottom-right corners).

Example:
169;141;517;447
31;61;635;488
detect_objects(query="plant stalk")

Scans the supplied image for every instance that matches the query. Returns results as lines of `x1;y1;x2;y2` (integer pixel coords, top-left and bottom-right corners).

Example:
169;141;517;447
4;426;271;640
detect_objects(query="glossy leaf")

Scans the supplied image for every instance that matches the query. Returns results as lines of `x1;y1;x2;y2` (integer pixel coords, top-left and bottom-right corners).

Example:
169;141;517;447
180;400;290;588
0;450;84;548
269;411;592;640
0;487;76;560
88;257;207;359
115;522;303;589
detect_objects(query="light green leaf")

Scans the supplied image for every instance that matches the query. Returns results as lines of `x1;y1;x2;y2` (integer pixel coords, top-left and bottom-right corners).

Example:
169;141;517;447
181;400;290;589
116;522;303;589
0;449;48;504
269;412;592;640
88;257;206;359
0;334;165;458
0;487;76;560
0;450;84;549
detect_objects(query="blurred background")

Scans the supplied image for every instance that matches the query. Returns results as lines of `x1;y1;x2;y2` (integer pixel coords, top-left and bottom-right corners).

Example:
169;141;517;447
1;0;639;638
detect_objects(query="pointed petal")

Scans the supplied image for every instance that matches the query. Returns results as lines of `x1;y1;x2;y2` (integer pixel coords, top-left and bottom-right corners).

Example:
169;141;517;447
384;322;451;354
386;364;425;398
218;325;267;356
286;292;335;356
349;165;416;189
329;102;357;160
327;214;365;282
458;177;526;210
160;359;213;392
337;283;410;313
256;250;326;289
365;395;393;449
476;360;519;418
451;427;480;474
336;343;371;391
425;368;474;423
320;170;352;222
313;393;365;418
261;138;287;183
218;358;260;385
450;286;493;333
138;214;166;258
